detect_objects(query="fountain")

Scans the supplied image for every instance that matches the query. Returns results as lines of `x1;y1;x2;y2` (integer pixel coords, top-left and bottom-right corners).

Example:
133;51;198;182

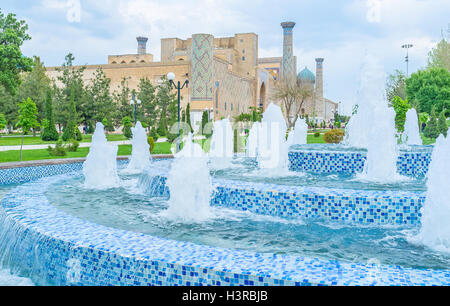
125;121;152;173
417;133;450;252
257;103;289;169
287;116;308;146
246;121;261;158
209;118;234;169
161;134;212;222
82;122;120;189
403;109;422;145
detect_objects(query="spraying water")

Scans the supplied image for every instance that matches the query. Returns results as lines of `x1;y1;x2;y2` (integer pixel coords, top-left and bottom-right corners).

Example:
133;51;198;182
287;116;308;146
353;55;404;182
246;121;261;158
403;109;422;145
209;118;234;169
257;103;289;169
417;133;450;253
82;122;120;189
162;134;212;222
125;121;152;173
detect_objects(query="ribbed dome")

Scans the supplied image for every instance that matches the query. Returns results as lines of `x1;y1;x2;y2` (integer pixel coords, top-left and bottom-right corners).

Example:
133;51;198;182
297;67;315;83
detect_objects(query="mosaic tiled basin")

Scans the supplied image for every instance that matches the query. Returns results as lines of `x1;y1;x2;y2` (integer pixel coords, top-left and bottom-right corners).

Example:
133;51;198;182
1;161;449;286
289;144;433;177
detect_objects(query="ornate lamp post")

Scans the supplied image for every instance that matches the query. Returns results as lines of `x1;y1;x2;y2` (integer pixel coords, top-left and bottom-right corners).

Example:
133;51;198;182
167;72;189;152
402;44;413;77
130;92;141;124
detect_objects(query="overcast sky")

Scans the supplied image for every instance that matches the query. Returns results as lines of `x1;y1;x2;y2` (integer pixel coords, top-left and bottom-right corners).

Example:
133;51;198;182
2;0;449;114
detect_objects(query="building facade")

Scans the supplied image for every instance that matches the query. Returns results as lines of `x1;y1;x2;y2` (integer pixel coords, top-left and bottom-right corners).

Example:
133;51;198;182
46;22;338;131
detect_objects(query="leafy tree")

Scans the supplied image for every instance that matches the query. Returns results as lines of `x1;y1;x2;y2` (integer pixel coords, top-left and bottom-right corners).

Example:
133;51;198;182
157;109;168;137
16;98;39;161
62;89;81;141
137;78;157;130
0;10;33;95
185;103;193;133
250;106;263;122
0;113;6;135
406;68;450;114
113;77;132;126
0;85;16;129
54;54;86;129
428;38;450;71
41;89;59;141
272;80;313;129
156;78;178;133
83;68;114;130
16;57;51;123
438;109;448;137
122;116;132;139
419;112;430;132
386;70;407;104
391;96;410;133
424;107;440;139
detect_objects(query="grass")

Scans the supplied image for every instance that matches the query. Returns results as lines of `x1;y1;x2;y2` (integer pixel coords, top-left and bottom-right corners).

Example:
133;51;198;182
307;133;326;144
0;134;128;146
0;142;173;163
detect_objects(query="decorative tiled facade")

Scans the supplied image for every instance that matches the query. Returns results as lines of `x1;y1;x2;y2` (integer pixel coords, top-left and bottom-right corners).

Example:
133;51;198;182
191;34;214;101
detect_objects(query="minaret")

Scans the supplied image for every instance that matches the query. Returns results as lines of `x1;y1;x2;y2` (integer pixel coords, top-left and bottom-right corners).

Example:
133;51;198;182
136;37;148;55
315;58;324;121
281;22;296;84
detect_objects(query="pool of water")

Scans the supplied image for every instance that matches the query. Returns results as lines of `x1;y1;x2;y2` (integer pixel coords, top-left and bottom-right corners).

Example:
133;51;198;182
45;173;450;270
290;143;434;153
0;185;35;286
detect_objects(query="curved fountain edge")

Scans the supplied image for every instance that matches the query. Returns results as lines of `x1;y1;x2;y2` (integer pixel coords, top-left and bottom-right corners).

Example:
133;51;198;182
0;163;449;286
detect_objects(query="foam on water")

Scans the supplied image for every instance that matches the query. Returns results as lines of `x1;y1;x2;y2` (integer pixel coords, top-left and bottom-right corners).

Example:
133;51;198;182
416;133;450;253
82;122;120;189
404;108;422;146
0;268;34;286
125;121;152;173
161;134;213;222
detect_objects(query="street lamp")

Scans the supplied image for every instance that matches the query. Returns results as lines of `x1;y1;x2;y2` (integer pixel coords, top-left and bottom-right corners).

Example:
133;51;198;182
130;92;141;124
167;72;189;152
402;44;413;77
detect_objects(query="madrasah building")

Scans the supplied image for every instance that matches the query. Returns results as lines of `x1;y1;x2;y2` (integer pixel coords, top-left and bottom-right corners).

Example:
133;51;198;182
46;21;339;131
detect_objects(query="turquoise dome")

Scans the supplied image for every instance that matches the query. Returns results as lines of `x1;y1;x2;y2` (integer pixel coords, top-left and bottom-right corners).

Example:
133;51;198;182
297;67;315;83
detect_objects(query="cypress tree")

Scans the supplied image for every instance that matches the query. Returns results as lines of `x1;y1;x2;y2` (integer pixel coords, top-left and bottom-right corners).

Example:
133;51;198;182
62;89;79;141
41;90;59;141
186;103;193;133
438;109;448;137
201;110;209;135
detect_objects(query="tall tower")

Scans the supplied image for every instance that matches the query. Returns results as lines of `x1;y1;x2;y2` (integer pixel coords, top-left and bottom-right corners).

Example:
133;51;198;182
315;58;324;121
136;37;148;55
281;22;296;83
191;34;213;102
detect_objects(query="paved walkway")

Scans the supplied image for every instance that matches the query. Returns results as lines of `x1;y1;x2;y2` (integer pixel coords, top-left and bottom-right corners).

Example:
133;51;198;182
0;140;131;152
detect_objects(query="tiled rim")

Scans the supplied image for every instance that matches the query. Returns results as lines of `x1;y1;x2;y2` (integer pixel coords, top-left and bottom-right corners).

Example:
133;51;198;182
0;163;449;285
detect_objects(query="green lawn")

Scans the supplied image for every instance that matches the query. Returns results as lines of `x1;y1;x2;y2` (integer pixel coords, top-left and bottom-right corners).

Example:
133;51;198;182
0;142;173;163
0;134;128;146
307;134;326;144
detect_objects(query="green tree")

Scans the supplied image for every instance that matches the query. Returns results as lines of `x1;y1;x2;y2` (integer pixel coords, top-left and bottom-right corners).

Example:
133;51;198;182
0;10;33;95
0;85;16;129
386;70;407;104
16;57;51;123
428;38;450;71
424;107;440;139
137;78;157;130
201;110;209;135
406;68;450;114
62;89;80;141
54;54;86;130
0;113;6;135
438;109;448;137
419;112;430;132
83;68;114;131
391;96;411;133
185;103;193;133
41;89;59;141
16;98;39;161
113;77;132;126
156;78;178;131
122;116;132;139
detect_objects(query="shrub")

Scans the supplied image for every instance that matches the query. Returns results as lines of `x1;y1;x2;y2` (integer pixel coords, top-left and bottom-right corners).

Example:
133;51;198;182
147;136;155;153
67;139;79;152
314;132;320;138
438;109;448;137
47;141;67;156
122;116;133;139
424;108;440;139
324;130;345;143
